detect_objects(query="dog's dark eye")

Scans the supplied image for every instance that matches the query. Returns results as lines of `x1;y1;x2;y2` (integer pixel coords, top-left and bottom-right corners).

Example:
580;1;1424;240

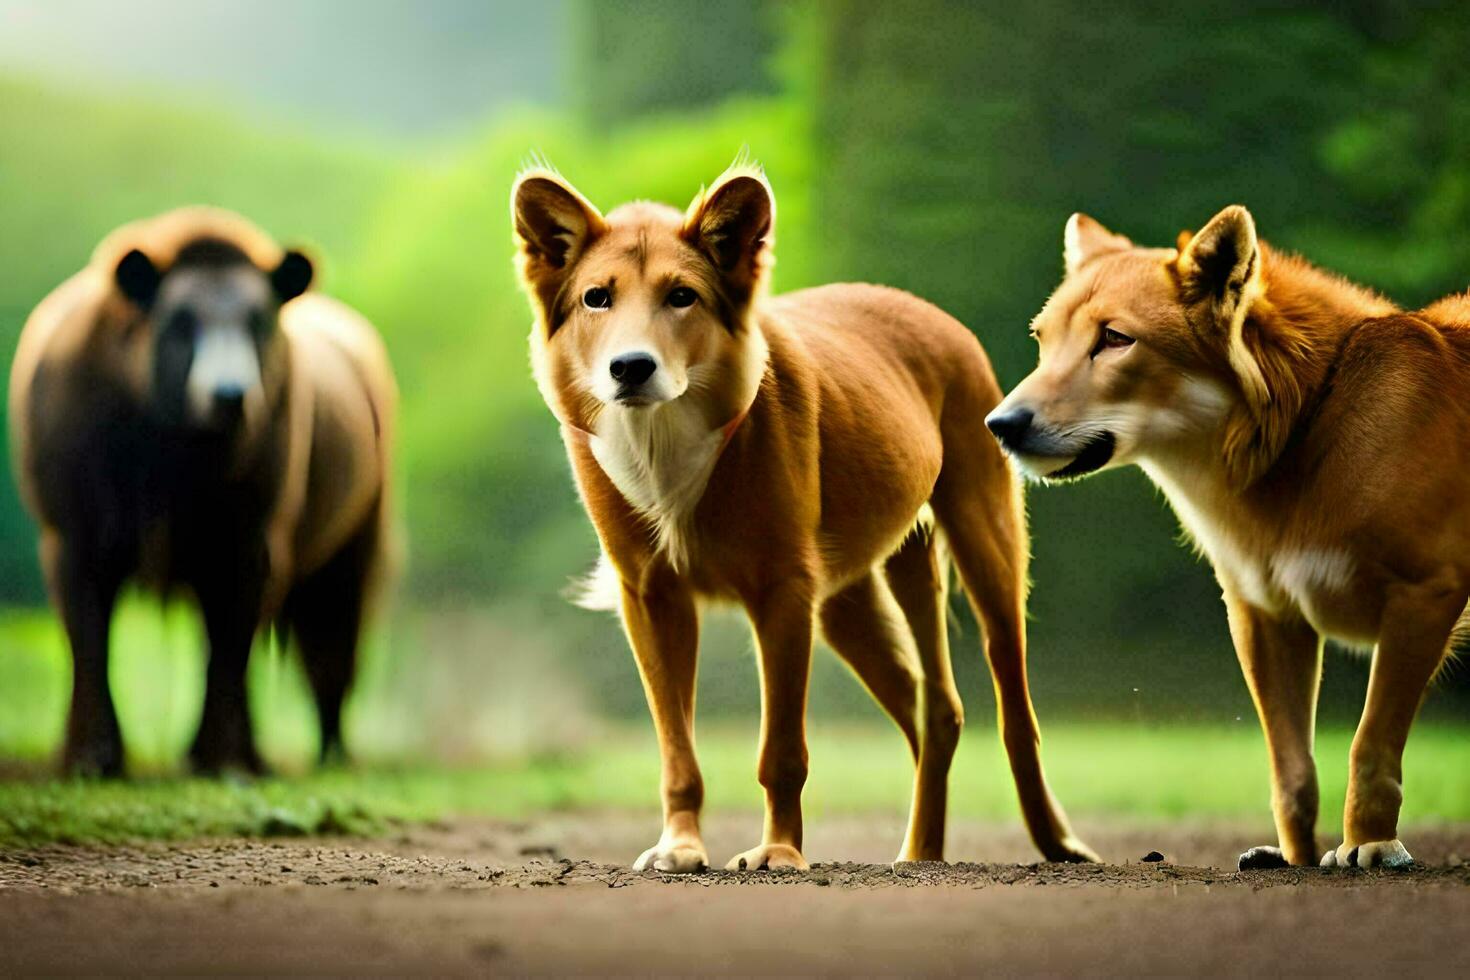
667;286;697;309
583;286;612;310
1092;324;1135;357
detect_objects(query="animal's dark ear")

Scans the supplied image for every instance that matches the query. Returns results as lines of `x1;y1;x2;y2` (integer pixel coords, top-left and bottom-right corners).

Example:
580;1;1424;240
115;249;160;308
271;249;314;302
1063;213;1132;276
683;169;774;301
512;171;606;323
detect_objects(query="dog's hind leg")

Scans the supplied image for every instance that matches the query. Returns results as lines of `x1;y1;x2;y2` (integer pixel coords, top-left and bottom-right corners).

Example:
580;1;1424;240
1323;584;1463;869
931;416;1098;863
821;526;963;862
817;543;952;863
820;571;921;758
884;524;965;862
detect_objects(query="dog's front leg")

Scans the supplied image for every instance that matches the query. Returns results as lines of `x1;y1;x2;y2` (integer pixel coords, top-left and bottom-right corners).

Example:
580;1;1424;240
1323;584;1463;869
728;582;815;871
621;572;708;873
1224;592;1323;869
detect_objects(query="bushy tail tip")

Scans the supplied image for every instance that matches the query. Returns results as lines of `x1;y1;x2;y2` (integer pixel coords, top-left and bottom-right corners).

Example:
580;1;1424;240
565;552;620;612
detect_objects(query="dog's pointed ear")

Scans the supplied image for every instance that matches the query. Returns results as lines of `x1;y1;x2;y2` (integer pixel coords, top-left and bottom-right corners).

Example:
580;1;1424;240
1063;213;1132;276
513;172;605;270
512;171;606;325
683;169;774;302
1177;206;1261;316
1179;205;1269;414
115;248;160;309
271;249;314;302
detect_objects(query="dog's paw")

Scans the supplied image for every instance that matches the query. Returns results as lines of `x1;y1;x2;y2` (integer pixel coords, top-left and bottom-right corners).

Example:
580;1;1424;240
1320;839;1413;869
1238;845;1291;871
1041;836;1101;864
725;843;808;872
633;843;708;874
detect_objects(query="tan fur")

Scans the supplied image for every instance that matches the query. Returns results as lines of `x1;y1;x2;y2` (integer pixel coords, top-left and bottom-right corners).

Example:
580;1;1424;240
513;164;1096;871
994;204;1467;868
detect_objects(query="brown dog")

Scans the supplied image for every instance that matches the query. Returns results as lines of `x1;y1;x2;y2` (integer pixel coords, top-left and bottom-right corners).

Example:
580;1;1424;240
8;207;397;775
511;164;1095;871
990;204;1470;868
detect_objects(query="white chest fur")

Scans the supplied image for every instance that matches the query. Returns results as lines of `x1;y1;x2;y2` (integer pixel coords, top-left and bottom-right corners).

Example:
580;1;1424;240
1143;459;1365;638
590;401;727;569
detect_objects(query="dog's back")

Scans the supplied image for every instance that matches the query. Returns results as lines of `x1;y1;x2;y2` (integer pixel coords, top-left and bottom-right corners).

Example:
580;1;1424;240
754;282;1007;584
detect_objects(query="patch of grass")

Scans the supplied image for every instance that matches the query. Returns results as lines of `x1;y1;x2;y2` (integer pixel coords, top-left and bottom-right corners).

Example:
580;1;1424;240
3;722;1468;848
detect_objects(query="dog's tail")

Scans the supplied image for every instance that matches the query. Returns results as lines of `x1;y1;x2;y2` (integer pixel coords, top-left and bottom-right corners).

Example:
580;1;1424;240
565;551;621;612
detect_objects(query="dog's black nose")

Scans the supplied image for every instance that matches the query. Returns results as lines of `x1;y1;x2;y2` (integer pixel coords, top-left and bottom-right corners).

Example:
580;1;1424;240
985;407;1034;448
610;352;657;386
212;386;245;426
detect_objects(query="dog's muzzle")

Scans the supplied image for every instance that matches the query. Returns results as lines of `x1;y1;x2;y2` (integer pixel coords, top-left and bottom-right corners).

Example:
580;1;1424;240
985;407;1034;451
1048;431;1115;479
984;406;1116;480
609;351;661;405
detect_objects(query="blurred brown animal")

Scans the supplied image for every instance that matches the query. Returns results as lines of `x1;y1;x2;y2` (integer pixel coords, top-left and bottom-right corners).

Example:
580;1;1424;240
511;163;1096;872
990;204;1470;869
8;207;397;775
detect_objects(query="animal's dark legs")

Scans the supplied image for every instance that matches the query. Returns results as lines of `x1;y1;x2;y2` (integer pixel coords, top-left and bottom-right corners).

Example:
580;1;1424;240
46;533;126;776
191;563;265;774
288;518;376;763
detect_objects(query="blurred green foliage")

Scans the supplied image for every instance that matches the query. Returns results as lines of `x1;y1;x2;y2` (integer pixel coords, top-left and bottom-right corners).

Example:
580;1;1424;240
3;1;1470;768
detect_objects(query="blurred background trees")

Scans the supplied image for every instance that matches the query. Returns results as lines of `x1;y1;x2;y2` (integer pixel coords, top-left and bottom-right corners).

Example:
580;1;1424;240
1;0;1467;765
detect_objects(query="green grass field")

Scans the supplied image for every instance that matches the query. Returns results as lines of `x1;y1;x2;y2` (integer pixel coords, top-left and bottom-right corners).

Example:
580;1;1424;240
4;721;1469;848
3;603;1470;848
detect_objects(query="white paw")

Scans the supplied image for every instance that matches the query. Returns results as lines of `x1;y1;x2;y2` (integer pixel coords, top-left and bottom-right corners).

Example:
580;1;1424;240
633;843;708;874
725;843;808;872
1321;839;1413;869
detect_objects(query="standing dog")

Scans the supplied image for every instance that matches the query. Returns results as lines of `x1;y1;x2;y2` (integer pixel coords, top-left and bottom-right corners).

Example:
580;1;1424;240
9;207;396;775
990;204;1469;868
511;164;1094;871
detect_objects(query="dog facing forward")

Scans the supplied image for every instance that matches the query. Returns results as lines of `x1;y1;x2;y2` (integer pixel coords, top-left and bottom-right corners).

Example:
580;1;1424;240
990;204;1470;868
511;164;1095;871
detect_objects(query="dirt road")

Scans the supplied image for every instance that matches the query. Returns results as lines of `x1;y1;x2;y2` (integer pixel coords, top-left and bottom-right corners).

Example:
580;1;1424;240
4;814;1469;975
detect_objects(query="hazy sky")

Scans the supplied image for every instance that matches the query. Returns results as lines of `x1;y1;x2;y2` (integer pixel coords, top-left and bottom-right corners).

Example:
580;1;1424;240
0;0;565;136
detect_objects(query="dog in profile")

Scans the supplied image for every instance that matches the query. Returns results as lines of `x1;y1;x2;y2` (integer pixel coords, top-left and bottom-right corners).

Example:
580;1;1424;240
511;162;1095;871
9;208;397;775
990;204;1470;868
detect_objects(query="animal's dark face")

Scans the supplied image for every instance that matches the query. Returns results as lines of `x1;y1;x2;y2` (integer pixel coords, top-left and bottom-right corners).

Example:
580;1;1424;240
115;239;312;436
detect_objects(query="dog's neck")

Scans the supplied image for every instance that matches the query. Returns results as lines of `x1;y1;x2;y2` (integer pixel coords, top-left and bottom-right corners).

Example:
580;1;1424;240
588;326;768;570
1137;252;1401;574
1207;247;1399;489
